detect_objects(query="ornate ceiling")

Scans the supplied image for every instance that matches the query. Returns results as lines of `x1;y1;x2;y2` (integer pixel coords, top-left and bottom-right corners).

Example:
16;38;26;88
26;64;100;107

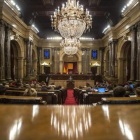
14;0;128;39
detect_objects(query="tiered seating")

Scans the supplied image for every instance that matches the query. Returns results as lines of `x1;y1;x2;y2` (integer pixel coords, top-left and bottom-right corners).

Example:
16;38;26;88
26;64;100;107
84;92;113;105
101;97;140;104
5;88;65;105
0;95;45;104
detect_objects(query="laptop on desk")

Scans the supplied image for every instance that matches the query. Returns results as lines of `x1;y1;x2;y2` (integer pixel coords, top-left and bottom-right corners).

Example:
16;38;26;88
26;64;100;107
98;87;106;94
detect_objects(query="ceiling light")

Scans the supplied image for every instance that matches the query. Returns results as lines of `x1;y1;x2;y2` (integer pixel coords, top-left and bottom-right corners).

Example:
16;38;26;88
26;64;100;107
47;37;62;40
60;38;81;55
12;24;16;28
32;24;39;33
102;25;110;34
121;0;134;13
51;0;92;39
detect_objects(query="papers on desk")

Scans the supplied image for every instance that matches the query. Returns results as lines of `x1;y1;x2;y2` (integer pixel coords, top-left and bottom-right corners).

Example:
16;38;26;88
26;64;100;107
88;92;92;94
94;89;98;92
82;90;86;92
129;95;137;97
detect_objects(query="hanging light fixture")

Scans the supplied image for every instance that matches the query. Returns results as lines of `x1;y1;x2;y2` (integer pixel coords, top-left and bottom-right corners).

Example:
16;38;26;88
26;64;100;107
51;0;92;39
60;38;81;55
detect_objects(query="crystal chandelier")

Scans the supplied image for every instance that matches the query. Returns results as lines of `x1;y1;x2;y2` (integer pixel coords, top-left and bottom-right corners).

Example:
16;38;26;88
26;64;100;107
60;38;81;55
51;0;92;38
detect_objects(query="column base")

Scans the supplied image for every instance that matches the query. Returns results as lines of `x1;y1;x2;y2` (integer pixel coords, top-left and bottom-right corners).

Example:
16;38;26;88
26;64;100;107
0;79;7;84
135;80;140;84
6;78;13;82
128;80;135;84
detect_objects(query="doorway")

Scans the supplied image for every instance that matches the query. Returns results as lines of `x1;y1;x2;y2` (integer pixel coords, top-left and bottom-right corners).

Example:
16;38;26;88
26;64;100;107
91;67;97;76
44;66;50;75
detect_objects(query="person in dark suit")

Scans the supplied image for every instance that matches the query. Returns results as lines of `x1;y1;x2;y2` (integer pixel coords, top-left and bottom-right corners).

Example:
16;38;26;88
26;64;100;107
46;76;49;86
113;86;126;97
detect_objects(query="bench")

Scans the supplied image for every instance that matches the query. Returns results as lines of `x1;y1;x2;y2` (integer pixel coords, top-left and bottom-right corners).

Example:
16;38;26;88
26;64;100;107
0;95;45;104
84;92;113;104
101;97;140;104
6;90;58;104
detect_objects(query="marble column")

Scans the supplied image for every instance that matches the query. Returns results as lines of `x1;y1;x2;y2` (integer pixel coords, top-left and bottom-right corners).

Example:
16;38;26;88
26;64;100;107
136;22;140;81
109;40;117;77
30;42;33;75
111;40;118;77
0;20;6;82
25;39;32;76
130;26;137;81
17;57;24;79
81;48;86;73
33;59;37;76
86;48;90;73
99;47;105;75
108;42;112;76
37;47;42;74
56;48;60;73
60;60;63;74
5;24;12;81
52;48;55;73
118;58;124;84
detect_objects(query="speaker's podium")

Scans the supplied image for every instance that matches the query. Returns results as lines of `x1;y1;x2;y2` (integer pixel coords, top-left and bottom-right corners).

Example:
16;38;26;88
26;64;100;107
67;80;75;89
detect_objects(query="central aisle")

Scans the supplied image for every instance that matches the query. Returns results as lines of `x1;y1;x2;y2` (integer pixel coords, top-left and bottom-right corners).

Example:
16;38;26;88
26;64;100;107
64;90;77;105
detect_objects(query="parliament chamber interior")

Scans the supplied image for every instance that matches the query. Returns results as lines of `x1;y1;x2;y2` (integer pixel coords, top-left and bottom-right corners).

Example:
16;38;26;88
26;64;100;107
0;0;140;139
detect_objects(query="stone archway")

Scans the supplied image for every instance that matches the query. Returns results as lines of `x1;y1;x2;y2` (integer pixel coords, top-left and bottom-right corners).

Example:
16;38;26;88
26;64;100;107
60;51;82;74
10;40;23;79
118;41;131;84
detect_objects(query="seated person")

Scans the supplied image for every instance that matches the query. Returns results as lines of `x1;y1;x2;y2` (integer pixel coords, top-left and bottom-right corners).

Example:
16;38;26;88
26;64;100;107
86;83;91;87
86;87;93;93
113;86;126;97
48;83;56;87
41;85;48;91
124;85;133;96
79;86;83;89
16;79;23;88
0;84;6;95
10;81;17;87
135;87;140;97
31;83;35;88
35;83;41;90
55;86;62;90
40;81;46;86
5;83;9;88
107;85;113;93
24;85;37;96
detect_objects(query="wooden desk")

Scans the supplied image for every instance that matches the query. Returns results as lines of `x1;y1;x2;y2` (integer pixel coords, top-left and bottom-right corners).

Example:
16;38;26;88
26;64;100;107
0;95;42;104
85;92;113;104
5;90;58;104
39;74;95;81
102;97;140;104
6;87;25;90
67;81;74;89
0;105;140;140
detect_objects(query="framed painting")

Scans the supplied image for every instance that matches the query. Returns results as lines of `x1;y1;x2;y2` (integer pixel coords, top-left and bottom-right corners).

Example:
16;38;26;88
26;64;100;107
44;49;50;59
91;50;98;59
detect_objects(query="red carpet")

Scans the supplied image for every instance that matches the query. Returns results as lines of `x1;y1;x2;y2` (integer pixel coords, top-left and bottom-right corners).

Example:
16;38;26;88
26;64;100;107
64;90;77;105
